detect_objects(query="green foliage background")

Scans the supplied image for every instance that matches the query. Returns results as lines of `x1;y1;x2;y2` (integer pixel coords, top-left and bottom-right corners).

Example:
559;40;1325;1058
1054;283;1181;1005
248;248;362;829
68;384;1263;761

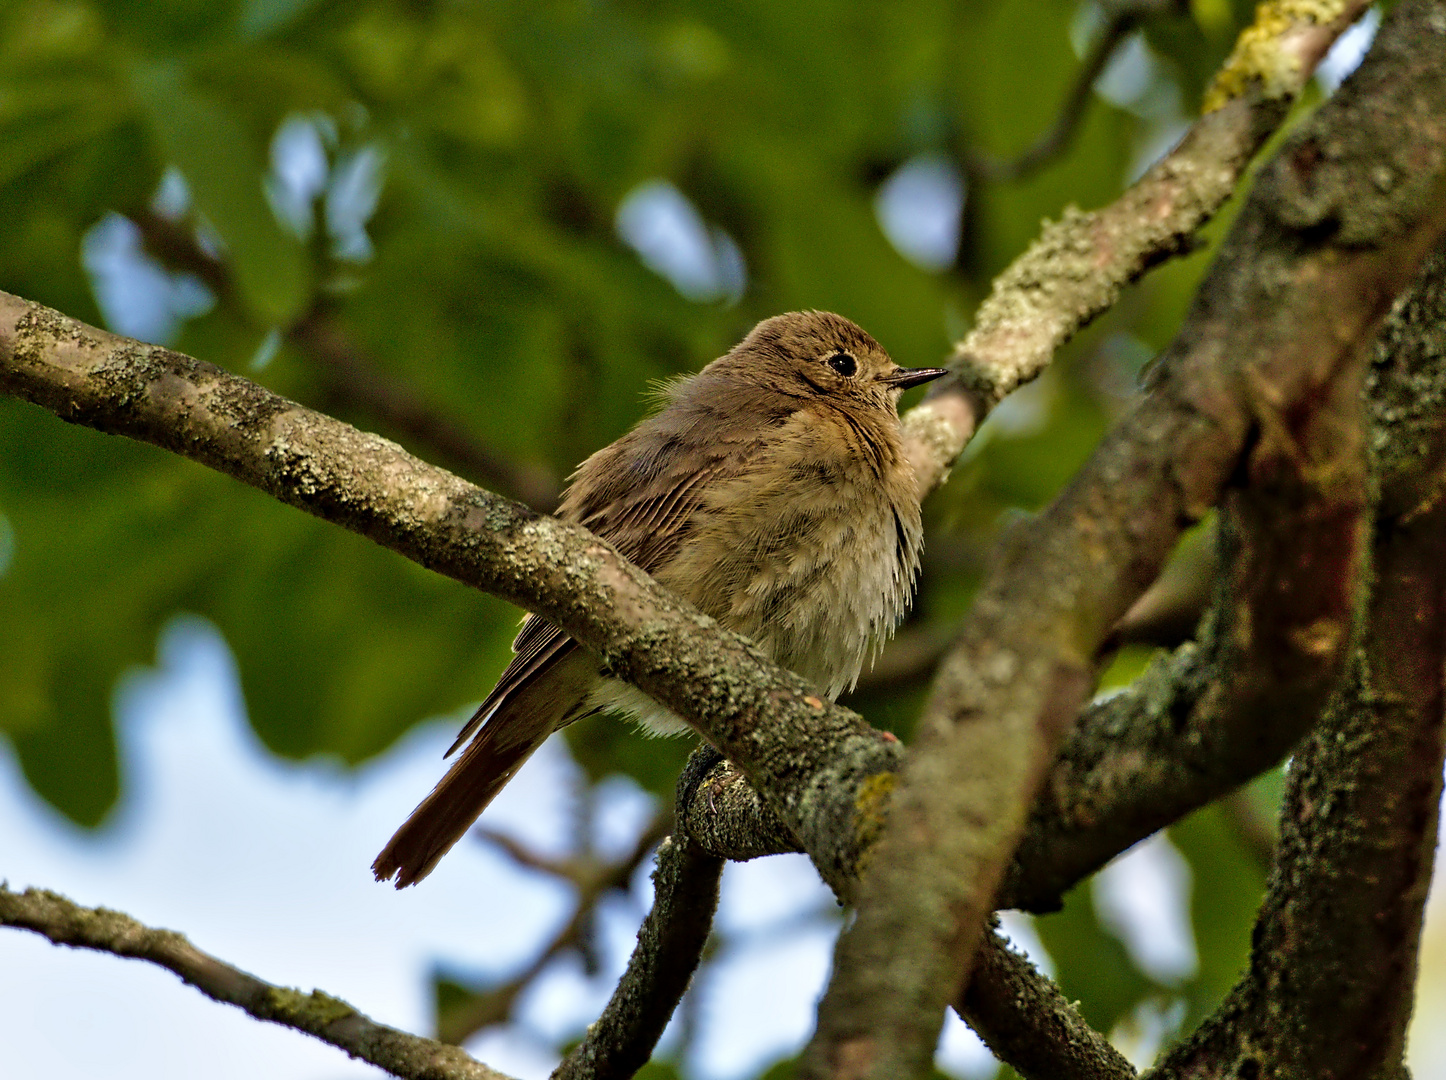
0;0;1312;1069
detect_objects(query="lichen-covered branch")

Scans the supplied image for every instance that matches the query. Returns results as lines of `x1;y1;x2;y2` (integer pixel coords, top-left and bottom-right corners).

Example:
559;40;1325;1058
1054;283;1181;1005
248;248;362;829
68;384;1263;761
1147;435;1446;1078
1138;224;1446;1080
552;769;724;1079
902;0;1374;494
960;926;1137;1080
804;3;1446;1075
670;0;1382;882
0;885;514;1080
0;288;896;904
549;842;720;1080
680;747;811;863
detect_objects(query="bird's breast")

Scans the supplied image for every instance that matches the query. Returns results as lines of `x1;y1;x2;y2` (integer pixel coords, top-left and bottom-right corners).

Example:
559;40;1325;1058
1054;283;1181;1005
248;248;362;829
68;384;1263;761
656;408;923;699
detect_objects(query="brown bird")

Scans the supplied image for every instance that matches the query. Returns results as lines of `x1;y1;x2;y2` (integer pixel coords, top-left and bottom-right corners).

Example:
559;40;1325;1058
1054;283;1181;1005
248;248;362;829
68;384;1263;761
373;311;947;886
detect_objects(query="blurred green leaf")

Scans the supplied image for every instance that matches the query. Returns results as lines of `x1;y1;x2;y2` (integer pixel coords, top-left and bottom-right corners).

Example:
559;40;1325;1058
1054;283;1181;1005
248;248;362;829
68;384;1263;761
127;58;308;325
634;1062;687;1080
565;713;697;798
1170;800;1269;1030
1033;885;1155;1036
0;397;519;821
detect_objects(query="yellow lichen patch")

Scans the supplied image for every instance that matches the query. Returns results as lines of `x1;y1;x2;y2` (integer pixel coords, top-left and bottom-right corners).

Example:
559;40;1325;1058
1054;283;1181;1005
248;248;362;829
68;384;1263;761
1289;616;1344;658
1203;0;1352;113
266;987;358;1027
851;771;897;878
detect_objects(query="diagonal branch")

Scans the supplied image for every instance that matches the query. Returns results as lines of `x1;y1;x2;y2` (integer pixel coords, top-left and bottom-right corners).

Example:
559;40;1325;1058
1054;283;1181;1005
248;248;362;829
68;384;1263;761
805;2;1446;1074
902;0;1375;494
0;885;514;1080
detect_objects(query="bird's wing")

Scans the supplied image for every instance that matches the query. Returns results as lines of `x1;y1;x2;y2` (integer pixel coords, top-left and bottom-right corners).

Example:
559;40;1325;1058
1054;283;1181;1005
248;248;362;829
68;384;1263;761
445;463;720;757
578;464;717;571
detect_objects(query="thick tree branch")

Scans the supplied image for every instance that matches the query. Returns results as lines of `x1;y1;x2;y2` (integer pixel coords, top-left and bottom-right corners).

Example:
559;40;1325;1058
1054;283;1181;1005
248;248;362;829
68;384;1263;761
0;885;514;1080
680;748;809;864
902;0;1374;494
1006;52;1446;922
1148;429;1446;1077
805;3;1446;1075
1001;328;1370;910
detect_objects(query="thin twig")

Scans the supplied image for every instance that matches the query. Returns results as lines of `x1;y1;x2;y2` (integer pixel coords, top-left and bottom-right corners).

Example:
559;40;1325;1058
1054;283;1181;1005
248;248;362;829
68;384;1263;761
0;885;515;1080
962;0;1185;184
438;812;672;1045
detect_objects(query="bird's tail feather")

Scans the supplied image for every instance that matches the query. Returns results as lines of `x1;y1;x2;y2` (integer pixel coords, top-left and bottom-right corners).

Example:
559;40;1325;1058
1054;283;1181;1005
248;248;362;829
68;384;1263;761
373;651;595;888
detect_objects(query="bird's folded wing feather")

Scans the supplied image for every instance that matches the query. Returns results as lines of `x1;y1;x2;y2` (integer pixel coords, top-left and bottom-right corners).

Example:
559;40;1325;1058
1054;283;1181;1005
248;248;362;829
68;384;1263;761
445;463;720;756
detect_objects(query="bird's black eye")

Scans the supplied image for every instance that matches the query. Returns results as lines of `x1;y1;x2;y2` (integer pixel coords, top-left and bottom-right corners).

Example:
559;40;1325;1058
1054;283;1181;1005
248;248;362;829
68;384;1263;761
827;351;857;377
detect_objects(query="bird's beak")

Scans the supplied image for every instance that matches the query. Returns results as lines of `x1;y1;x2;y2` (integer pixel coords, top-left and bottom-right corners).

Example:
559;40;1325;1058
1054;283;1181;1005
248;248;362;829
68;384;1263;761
881;366;950;390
